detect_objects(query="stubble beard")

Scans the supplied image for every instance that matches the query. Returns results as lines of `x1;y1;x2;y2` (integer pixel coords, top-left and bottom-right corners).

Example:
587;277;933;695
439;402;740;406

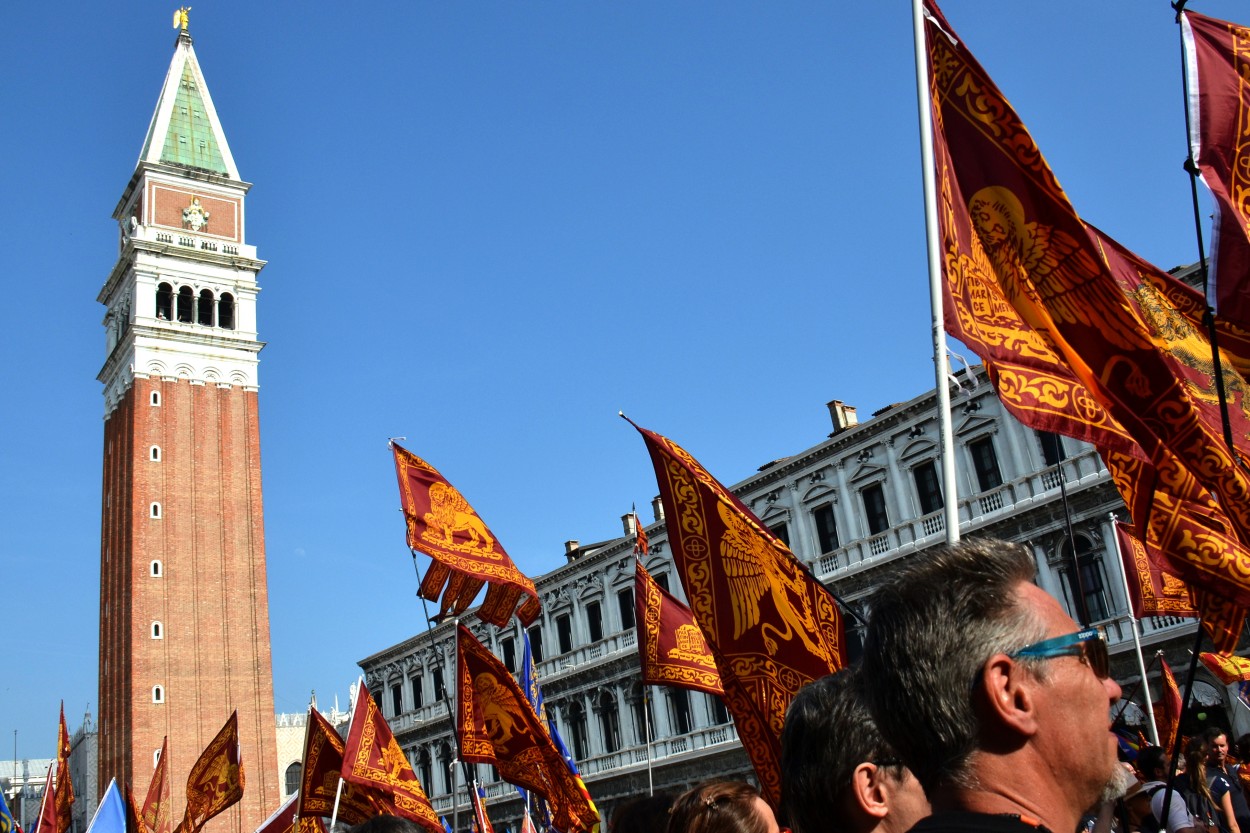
1098;763;1134;805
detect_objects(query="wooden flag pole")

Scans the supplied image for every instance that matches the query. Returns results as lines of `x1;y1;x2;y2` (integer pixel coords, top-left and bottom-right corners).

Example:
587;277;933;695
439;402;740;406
911;0;959;544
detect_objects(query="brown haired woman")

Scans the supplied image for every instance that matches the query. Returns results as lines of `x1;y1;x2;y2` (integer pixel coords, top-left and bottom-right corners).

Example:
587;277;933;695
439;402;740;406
666;781;784;833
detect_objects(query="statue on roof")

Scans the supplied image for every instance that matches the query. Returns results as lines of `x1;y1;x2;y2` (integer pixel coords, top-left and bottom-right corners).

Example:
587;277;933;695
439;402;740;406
173;7;191;31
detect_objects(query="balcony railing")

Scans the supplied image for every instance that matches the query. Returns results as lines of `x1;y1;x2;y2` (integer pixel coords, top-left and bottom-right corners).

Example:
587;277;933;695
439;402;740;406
811;447;1108;583
535;629;636;682
578;722;740;776
426;722;740;812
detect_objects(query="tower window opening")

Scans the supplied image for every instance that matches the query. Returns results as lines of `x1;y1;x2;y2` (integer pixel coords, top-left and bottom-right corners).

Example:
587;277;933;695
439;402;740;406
176;286;194;323
150;390;161;407
219;293;235;330
151;621;163;639
156;283;173;320
150;560;162;577
152;687;164;705
150;502;162;519
197;289;215;326
150;445;161;462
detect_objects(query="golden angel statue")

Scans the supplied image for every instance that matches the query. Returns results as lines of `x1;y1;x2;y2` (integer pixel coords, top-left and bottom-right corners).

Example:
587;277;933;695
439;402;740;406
173;7;191;31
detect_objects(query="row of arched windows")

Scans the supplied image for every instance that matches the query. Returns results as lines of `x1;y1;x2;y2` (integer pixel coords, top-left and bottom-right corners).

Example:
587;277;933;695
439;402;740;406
156;283;235;329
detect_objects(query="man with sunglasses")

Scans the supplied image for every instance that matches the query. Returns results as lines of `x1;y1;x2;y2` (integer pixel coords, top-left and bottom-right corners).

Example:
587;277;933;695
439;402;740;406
861;539;1126;833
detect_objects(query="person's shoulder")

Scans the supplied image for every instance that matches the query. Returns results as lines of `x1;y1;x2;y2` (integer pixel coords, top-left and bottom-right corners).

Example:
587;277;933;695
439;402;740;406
909;813;1048;833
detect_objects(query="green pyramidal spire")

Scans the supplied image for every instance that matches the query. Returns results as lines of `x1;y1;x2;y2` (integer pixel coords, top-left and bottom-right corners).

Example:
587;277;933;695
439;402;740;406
137;30;239;179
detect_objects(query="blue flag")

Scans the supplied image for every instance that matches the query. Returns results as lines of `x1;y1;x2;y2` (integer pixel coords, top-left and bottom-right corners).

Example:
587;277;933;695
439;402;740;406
0;786;15;833
442;817;453;833
85;780;126;833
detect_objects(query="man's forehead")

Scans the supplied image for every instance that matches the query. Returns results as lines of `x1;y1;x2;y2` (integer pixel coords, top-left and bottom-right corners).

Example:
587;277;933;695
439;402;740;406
1014;581;1078;634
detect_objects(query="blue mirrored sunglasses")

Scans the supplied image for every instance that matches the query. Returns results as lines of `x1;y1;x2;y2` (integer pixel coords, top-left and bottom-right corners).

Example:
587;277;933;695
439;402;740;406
1009;628;1110;679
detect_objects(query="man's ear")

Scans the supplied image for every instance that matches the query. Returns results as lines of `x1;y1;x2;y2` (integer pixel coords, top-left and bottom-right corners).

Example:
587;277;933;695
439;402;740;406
850;763;890;821
978;654;1039;738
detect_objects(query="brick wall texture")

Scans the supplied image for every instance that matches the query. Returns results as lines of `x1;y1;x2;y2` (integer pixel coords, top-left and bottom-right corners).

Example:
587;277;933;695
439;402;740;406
99;376;278;832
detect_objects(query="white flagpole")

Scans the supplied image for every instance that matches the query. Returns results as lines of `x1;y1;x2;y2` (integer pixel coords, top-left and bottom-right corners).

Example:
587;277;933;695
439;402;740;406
644;686;655;797
1109;513;1159;745
912;0;959;545
332;678;366;830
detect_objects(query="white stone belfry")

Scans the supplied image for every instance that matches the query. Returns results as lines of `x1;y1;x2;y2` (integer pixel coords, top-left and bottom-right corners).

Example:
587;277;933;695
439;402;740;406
98;28;265;414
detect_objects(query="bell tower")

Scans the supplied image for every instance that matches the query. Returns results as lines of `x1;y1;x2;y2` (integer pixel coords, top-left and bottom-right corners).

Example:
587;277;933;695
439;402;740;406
97;21;278;830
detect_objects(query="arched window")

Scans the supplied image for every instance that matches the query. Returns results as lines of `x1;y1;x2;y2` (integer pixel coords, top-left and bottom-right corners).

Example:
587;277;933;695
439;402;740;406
152;686;164;704
417;749;433;796
565;701;588;761
219;293;235;329
597;691;620;754
1060;535;1112;624
197;289;215;326
709;695;730;725
176;286;194;323
150;445;161;462
156;283;173;321
150;502;162;519
440;740;460;790
150;560;162;577
285;762;302;797
150;390;161;407
151;621;163;639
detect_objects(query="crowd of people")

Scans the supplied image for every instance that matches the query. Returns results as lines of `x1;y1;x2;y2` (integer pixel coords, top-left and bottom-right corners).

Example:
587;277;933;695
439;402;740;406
614;538;1131;833
355;539;1244;833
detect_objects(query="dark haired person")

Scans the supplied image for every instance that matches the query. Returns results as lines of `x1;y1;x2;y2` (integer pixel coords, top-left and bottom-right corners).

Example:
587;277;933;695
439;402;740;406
780;669;929;833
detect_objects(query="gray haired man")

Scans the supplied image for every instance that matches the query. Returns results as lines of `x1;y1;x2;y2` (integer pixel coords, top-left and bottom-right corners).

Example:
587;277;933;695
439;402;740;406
861;539;1125;833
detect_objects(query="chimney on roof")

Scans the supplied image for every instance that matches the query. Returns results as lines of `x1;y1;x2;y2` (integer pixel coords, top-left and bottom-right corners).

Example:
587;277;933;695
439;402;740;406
827;400;859;435
652;496;665;523
565;540;580;562
622;513;637;536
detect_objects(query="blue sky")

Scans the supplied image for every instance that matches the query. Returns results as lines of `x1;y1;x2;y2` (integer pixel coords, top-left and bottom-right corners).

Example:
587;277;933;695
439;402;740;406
1;0;1245;761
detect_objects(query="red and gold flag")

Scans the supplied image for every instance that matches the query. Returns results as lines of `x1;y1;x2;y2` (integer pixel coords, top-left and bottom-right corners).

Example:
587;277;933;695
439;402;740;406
1181;9;1250;332
470;787;495;833
456;626;598;833
392;443;540;627
54;704;74;833
633;510;649;557
1104;449;1246;654
252;793;327;833
176;712;244;833
1115;521;1198;620
627;419;844;806
1199;652;1250;685
634;560;723;697
35;764;57;833
140;737;171;833
342;684;441;833
922;0;1250;619
126;783;146;833
296;709;382;826
1155;659;1184;753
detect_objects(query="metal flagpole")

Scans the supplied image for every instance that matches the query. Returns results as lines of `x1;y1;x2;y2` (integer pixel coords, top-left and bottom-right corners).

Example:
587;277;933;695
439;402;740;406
912;0;959;545
1175;3;1239;457
644;686;655;797
1109;512;1158;745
